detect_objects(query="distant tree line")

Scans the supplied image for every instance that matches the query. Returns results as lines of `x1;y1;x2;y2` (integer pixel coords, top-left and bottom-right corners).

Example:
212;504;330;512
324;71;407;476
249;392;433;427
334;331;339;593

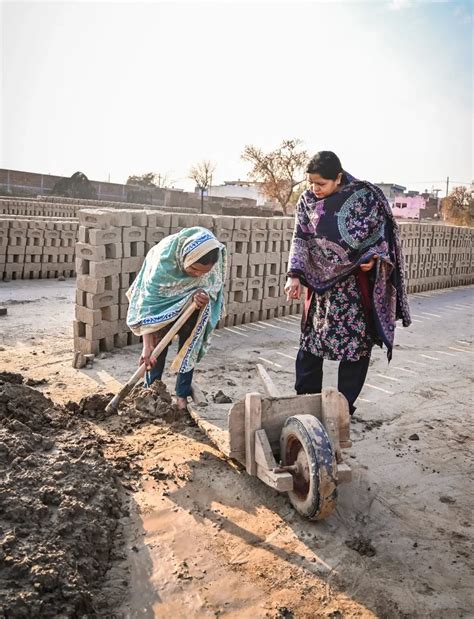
49;140;312;214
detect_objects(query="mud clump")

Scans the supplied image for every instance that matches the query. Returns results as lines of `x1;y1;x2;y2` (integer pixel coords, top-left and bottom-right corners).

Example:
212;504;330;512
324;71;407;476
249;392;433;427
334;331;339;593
345;535;376;557
119;380;179;426
213;390;233;404
70;382;179;432
0;382;128;617
0;371;24;385
69;392;115;421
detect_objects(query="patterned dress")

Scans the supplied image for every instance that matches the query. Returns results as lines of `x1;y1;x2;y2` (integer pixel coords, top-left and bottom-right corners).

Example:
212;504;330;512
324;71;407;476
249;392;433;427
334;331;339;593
288;177;410;361
300;274;373;361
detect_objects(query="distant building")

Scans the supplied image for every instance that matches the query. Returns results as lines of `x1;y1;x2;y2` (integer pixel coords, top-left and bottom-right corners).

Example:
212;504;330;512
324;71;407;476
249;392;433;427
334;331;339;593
375;183;407;202
392;195;426;219
207;180;277;209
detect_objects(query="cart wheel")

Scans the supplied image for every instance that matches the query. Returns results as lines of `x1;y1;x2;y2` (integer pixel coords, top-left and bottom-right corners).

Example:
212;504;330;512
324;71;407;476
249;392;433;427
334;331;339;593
280;414;337;520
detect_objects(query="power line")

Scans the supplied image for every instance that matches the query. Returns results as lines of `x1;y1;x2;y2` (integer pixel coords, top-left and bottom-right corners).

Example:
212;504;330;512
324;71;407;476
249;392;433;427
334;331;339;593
398;180;471;184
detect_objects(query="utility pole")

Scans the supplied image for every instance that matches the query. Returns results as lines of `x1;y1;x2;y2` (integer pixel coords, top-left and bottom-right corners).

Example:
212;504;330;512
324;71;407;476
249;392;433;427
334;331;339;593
445;176;450;197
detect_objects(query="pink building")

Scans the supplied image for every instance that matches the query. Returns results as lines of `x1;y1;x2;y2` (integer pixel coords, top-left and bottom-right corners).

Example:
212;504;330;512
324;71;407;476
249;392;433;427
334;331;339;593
391;195;426;219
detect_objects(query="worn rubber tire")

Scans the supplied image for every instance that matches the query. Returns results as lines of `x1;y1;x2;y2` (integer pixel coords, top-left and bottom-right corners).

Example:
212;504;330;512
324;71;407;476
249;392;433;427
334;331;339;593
280;414;337;520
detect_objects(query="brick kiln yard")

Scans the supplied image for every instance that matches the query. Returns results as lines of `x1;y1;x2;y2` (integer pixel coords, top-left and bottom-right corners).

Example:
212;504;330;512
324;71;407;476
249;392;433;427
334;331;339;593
0;278;473;618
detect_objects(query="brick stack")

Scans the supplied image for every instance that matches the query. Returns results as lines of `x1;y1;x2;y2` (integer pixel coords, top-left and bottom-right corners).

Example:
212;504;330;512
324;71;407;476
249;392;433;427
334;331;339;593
74;208;154;355
398;222;474;293
0;198;77;218
40;195;199;215
221;216;299;326
0;217;77;281
450;226;473;288
398;222;419;287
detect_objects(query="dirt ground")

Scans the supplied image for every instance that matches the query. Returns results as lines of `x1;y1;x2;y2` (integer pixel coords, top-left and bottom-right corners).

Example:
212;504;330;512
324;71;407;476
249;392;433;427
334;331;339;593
0;279;473;618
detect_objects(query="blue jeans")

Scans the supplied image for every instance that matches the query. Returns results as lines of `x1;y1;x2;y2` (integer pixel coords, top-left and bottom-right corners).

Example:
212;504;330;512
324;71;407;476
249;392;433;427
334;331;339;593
145;362;194;398
144;310;198;398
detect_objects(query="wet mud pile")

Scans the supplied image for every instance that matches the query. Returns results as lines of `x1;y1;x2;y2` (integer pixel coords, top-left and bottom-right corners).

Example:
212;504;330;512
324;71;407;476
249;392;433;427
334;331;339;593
70;380;181;431
0;377;128;617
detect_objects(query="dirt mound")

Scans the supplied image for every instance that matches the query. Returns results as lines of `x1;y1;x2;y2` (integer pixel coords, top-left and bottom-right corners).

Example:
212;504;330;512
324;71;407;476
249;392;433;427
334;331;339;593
69;381;179;431
0;382;128;617
0;371;24;384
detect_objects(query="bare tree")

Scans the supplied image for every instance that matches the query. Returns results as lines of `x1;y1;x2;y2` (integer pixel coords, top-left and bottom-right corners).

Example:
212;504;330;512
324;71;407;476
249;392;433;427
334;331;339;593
441;186;473;227
189;160;216;213
242;139;309;215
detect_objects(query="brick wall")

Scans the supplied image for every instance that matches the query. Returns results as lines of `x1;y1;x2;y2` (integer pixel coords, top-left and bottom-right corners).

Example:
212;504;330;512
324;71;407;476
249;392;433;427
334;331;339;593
0;217;77;280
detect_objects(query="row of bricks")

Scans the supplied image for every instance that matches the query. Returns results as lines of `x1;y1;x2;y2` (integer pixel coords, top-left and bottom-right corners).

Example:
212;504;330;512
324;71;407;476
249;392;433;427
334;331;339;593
76;238;291;267
2;244;75;255
78;224;293;245
74;296;303;327
1;264;75;281
74;282;301;326
1;253;75;264
0;218;78;230
228;304;302;326
74;298;297;329
72;300;304;355
74;332;140;355
75;273;293;310
78;208;293;231
0;207;77;218
75;283;293;312
1;227;76;240
74;259;292;297
74;252;292;280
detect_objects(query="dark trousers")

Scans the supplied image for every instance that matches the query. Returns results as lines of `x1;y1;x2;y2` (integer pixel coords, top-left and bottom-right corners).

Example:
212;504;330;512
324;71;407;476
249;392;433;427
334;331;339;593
144;311;198;398
295;348;371;414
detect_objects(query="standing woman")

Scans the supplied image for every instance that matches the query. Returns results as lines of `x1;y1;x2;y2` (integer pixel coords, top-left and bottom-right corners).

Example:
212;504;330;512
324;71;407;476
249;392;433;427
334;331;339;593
126;227;226;410
285;151;411;415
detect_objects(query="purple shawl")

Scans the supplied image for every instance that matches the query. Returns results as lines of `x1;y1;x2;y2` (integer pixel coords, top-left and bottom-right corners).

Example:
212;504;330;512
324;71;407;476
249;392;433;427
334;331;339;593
288;173;411;359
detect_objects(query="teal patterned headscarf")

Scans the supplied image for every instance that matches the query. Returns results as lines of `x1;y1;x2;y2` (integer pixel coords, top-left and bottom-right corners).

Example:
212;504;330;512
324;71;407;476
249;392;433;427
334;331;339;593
126;227;226;373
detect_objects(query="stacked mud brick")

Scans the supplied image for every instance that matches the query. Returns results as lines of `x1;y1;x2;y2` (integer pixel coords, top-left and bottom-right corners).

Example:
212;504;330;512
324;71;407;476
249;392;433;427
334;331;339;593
398;223;474;293
74;208;150;355
219;215;300;325
450;226;473;288
0;217;77;281
73;209;302;354
0;198;77;218
39;195;199;215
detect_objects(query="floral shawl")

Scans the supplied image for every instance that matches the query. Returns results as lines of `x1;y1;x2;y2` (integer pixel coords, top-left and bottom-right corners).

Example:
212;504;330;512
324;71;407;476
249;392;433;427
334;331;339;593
288;173;411;359
126;227;226;373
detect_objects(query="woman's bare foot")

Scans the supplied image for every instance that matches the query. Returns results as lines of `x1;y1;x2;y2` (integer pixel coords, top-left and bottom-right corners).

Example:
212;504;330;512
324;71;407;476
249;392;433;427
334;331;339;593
176;396;188;411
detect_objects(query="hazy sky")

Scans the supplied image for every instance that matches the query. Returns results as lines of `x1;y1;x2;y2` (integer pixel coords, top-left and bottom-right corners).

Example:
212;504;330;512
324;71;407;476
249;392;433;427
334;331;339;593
1;0;472;193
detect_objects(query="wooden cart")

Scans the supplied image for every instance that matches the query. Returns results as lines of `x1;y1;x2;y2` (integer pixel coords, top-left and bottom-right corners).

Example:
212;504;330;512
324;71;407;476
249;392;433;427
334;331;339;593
189;364;352;520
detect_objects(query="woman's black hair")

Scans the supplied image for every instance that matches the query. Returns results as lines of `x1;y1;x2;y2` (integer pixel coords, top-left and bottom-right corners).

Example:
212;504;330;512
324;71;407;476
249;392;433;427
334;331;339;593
306;151;343;180
194;247;219;265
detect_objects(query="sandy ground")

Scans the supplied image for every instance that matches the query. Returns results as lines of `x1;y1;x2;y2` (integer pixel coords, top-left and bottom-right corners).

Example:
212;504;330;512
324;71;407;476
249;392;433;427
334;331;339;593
0;279;473;618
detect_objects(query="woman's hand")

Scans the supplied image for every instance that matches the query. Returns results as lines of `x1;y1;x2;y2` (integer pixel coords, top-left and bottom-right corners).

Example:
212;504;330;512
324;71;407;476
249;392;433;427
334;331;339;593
360;256;378;272
140;333;158;369
285;277;301;301
193;290;210;309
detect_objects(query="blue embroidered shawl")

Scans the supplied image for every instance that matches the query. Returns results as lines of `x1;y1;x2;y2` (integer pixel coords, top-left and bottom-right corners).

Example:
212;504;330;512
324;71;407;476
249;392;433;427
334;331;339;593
126;227;226;373
288;173;411;359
